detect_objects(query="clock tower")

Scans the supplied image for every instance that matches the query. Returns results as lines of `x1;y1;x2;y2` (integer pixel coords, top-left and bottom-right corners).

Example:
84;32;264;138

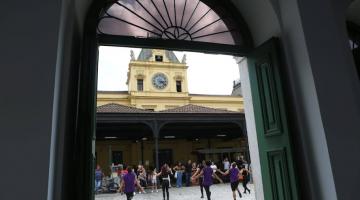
127;49;189;93
126;49;190;110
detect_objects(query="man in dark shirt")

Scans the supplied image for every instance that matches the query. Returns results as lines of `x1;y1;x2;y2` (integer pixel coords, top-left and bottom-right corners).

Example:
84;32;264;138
185;160;193;187
235;155;246;168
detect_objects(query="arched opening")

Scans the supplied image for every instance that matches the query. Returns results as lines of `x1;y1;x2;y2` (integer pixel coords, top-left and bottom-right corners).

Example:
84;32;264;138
96;119;154;175
48;1;301;200
158;121;248;164
96;0;253;54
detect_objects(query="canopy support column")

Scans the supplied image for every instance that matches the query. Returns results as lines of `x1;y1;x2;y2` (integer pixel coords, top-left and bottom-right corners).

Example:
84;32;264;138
155;135;159;170
152;120;160;170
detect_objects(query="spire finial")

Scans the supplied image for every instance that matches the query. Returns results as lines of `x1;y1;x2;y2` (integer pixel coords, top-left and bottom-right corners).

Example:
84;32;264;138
130;50;135;61
181;54;187;64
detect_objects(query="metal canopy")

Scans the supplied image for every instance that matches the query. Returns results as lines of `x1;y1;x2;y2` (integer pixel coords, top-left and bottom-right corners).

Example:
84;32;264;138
96;112;246;140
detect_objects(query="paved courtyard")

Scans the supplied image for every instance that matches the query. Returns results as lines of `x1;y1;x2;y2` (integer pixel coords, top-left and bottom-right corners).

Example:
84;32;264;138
95;183;255;200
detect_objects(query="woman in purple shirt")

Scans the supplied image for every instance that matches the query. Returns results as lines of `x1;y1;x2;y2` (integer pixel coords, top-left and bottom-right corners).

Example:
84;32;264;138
192;161;213;200
218;162;242;200
120;166;144;200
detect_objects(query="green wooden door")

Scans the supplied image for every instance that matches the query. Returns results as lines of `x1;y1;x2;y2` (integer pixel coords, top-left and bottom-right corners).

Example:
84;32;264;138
248;38;299;200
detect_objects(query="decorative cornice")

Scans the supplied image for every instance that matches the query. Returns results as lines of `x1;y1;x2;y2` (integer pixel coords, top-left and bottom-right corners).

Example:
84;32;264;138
173;74;184;80
135;74;146;79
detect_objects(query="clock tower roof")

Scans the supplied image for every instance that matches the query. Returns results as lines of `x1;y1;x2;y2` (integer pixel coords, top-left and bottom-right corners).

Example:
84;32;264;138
137;49;181;63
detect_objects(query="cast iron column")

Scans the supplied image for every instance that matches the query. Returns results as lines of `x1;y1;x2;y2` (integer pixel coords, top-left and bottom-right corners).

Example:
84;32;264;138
155;135;159;170
141;140;144;165
153;120;160;170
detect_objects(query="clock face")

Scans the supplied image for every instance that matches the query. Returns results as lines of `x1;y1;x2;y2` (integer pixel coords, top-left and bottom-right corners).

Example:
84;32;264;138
152;73;168;89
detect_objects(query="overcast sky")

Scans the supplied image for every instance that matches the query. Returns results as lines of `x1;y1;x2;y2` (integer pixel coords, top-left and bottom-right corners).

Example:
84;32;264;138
97;46;240;95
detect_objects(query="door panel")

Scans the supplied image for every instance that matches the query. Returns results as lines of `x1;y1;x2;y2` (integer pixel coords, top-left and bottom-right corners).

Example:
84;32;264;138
247;38;299;200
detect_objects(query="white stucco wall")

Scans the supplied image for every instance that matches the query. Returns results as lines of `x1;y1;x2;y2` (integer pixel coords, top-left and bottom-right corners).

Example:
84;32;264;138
236;57;265;200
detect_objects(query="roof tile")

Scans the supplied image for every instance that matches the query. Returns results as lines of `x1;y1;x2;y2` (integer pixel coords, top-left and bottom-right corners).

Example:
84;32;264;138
97;103;240;113
97;103;153;113
160;104;238;113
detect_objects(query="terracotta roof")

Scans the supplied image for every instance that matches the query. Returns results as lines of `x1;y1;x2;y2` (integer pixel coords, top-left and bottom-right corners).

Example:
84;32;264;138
160;104;238;113
97;103;153;113
97;91;128;94
189;93;234;97
97;104;240;114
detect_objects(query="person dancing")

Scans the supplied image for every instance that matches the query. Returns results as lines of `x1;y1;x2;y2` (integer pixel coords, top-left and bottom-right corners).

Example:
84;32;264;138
218;162;242;200
192;161;213;200
156;164;172;200
192;160;205;198
240;165;251;194
119;166;144;200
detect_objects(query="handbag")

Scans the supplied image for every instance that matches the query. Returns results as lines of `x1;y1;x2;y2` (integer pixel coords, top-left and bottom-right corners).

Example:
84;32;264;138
238;174;244;181
174;171;178;179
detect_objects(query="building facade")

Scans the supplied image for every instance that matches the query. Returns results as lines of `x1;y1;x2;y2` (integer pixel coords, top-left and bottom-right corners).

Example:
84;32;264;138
97;49;244;112
96;49;247;173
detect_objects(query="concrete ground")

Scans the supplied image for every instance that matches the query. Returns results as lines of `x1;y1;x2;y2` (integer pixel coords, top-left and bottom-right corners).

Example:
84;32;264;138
95;183;256;200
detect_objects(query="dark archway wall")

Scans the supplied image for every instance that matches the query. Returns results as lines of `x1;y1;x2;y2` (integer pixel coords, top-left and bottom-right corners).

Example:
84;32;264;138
0;0;94;200
0;1;62;200
275;1;360;200
0;0;359;200
234;1;360;200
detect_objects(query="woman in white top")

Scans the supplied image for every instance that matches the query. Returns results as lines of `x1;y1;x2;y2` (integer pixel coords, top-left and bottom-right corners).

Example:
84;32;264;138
210;162;223;183
223;158;230;170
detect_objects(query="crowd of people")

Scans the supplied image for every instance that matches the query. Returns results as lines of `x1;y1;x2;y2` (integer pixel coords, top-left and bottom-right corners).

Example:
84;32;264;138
95;156;251;200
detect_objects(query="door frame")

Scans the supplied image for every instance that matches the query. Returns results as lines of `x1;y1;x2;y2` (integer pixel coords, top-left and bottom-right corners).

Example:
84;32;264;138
48;1;300;200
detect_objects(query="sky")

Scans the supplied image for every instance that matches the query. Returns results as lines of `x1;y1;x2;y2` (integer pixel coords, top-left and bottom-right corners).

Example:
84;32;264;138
97;46;240;95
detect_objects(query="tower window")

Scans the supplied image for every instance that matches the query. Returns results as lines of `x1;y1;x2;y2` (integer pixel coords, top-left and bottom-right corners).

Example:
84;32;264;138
155;55;163;62
176;81;182;92
137;79;143;91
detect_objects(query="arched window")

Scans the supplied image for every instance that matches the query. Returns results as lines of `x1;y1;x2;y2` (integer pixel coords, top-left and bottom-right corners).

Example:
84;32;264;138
97;0;252;54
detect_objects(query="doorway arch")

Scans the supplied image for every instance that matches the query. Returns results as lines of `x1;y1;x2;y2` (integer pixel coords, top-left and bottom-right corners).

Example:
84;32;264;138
96;0;254;55
48;1;300;200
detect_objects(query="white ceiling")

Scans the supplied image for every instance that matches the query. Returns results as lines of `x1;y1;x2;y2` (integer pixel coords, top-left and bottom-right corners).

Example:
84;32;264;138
230;0;281;46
